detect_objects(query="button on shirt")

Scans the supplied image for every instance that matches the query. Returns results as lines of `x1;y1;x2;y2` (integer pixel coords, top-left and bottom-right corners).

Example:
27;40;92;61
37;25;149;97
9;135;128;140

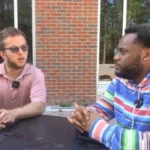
0;63;46;109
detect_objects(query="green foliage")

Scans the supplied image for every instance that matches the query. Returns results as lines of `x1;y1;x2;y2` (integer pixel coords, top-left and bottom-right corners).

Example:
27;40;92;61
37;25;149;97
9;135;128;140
100;0;150;64
81;102;89;107
0;0;32;63
0;0;14;28
100;0;123;64
59;102;72;108
18;0;32;63
127;0;150;25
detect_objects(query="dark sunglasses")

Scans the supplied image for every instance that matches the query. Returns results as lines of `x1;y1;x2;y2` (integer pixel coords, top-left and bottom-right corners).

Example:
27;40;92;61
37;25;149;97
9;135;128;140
3;45;29;53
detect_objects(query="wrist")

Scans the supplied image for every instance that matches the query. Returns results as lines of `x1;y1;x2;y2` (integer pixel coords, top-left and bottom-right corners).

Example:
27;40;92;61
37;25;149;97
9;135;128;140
11;108;21;121
89;118;102;133
89;119;108;143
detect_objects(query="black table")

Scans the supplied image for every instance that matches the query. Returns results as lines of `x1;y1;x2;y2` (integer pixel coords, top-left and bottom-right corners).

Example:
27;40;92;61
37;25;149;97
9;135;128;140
0;115;108;150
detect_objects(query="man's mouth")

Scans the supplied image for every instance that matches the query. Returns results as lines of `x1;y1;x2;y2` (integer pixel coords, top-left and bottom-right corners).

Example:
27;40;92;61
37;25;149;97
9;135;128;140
115;64;120;69
18;58;24;60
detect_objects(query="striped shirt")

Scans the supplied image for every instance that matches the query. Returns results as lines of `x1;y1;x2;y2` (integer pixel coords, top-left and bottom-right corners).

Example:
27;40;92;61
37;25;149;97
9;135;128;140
89;73;150;150
0;63;46;109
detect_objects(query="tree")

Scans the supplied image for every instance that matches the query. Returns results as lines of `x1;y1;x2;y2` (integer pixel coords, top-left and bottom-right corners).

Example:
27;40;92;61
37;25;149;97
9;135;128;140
0;0;32;63
18;0;32;63
127;0;150;25
100;0;150;65
100;0;122;64
0;0;14;30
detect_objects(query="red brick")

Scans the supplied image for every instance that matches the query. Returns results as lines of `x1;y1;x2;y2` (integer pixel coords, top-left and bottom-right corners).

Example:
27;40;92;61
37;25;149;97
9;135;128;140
36;0;98;104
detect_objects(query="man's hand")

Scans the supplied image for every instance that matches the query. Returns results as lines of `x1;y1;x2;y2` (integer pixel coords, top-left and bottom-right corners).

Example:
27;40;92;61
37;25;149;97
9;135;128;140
0;123;6;130
92;107;110;122
84;109;102;132
0;109;17;124
67;103;109;133
67;103;90;132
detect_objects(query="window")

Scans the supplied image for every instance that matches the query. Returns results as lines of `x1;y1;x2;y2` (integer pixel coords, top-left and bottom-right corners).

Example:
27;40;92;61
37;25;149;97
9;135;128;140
0;0;14;63
127;0;150;25
99;0;123;81
98;0;150;83
18;0;32;63
0;0;33;64
0;0;14;28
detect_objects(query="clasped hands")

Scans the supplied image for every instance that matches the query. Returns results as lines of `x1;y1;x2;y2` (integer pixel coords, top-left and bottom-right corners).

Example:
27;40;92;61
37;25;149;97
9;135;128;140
0;109;17;130
67;103;109;133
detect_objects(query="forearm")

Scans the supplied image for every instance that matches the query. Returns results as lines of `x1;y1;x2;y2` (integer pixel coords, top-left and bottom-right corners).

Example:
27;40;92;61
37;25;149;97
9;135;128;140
89;118;150;150
87;99;114;121
12;102;45;120
89;91;115;120
90;80;116;120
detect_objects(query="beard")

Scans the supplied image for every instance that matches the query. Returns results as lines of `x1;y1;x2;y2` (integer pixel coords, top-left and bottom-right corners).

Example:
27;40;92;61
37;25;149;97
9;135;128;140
115;55;143;80
6;58;26;69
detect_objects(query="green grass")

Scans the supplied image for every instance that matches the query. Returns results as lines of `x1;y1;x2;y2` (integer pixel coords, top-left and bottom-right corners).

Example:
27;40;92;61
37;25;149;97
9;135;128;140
59;101;89;107
59;102;72;107
81;102;89;107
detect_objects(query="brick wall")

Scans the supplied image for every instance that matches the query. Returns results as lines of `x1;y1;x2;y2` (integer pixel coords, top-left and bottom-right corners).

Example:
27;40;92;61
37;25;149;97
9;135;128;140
36;0;98;105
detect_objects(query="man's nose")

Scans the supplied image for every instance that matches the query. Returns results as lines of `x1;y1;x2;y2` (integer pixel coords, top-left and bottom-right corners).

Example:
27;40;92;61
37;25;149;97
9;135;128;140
18;48;24;53
114;53;120;61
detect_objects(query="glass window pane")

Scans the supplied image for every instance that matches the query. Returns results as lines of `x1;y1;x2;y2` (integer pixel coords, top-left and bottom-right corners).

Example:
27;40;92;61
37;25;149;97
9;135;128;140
0;0;14;63
99;0;123;81
0;0;14;29
18;0;32;64
127;0;150;25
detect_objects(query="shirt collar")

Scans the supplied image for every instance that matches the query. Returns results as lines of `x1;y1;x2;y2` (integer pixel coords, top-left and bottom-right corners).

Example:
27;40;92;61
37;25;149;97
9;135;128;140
0;62;6;75
127;72;150;88
0;63;32;79
18;63;32;79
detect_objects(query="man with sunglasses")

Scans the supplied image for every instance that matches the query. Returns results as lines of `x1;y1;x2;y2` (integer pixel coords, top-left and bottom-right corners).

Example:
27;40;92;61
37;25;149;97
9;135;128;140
0;27;46;129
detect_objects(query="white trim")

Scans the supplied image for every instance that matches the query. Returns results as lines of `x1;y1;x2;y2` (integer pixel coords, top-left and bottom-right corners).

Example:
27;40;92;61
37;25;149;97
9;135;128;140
97;0;111;86
14;0;18;28
45;106;75;112
96;0;100;85
96;0;111;91
122;0;127;35
32;0;36;66
97;81;110;85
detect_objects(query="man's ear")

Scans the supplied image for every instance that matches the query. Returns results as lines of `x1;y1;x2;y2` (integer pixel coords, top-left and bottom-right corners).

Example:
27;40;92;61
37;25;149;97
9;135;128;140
143;48;150;60
0;51;4;60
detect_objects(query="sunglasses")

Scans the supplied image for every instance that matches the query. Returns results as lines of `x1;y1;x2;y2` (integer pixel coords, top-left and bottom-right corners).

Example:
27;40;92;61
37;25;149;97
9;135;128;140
3;45;29;53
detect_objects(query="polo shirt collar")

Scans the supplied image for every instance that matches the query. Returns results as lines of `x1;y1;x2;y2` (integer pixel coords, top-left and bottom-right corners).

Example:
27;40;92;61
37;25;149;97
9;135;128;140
0;63;32;79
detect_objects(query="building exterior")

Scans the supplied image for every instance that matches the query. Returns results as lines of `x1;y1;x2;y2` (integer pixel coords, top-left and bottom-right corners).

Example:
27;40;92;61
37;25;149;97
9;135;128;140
36;0;98;105
0;0;150;105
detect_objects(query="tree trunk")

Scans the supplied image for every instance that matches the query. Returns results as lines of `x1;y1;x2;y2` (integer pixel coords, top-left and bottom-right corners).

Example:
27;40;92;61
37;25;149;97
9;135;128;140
102;1;108;64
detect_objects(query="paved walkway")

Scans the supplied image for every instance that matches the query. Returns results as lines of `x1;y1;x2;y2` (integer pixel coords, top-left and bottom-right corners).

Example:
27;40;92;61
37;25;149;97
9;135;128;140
43;110;72;118
43;105;74;117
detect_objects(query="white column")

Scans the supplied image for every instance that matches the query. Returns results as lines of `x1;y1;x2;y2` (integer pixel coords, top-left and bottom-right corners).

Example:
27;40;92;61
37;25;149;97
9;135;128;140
32;0;36;66
14;0;18;28
122;0;127;35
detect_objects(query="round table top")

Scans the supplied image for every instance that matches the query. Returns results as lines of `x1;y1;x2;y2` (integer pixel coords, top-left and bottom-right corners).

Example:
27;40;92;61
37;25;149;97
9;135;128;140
0;115;108;150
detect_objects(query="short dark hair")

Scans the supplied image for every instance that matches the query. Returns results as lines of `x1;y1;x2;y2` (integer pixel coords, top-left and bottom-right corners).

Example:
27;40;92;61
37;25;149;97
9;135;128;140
125;23;150;48
0;27;27;50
